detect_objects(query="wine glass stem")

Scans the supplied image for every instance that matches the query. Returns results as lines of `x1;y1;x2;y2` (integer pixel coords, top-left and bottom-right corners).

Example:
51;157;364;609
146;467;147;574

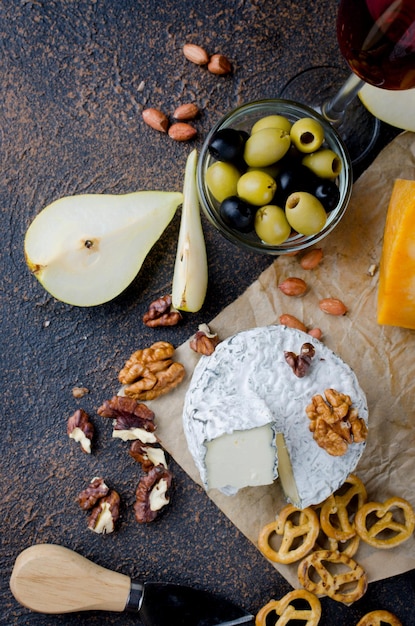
321;73;365;126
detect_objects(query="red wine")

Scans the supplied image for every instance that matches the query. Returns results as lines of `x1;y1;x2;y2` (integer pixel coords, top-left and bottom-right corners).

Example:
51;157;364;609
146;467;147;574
337;0;415;89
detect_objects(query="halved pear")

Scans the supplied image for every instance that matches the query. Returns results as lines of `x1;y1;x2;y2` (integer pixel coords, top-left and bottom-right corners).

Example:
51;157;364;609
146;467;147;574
359;84;415;131
24;191;183;306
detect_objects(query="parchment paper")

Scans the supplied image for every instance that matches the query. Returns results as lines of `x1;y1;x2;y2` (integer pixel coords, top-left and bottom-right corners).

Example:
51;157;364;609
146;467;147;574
152;131;415;588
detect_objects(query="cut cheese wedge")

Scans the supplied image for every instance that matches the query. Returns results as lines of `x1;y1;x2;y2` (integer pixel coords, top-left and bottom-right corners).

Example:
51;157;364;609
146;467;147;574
377;179;415;329
275;433;301;508
183;325;368;509
205;425;275;492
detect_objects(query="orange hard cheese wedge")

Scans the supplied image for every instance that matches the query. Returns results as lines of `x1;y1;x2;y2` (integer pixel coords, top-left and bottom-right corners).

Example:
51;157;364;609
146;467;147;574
377;179;415;329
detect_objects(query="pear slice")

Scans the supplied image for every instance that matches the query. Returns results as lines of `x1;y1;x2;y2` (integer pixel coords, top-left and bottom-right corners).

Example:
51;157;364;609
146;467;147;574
24;191;183;306
359;84;415;131
172;149;208;312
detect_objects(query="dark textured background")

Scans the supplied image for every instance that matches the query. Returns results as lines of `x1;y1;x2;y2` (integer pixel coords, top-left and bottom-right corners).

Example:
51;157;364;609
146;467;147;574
1;0;413;624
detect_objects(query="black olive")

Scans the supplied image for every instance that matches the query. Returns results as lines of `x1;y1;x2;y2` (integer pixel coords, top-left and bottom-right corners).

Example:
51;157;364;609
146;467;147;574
219;196;256;232
208;128;248;165
274;164;319;206
313;180;340;212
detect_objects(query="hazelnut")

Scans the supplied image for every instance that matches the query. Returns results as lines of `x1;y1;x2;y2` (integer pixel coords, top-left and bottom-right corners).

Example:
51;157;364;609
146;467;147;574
168;122;197;141
278;277;308;297
142;108;169;133
173;103;200;121
319;298;348;316
279;313;308;333
183;43;209;65
300;248;323;269
207;54;232;75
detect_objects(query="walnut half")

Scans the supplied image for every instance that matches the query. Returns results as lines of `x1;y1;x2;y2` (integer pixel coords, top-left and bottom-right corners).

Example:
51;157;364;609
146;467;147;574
77;477;109;510
130;440;168;472
88;490;121;534
189;324;220;356
67;409;94;453
134;465;173;523
118;341;185;401
306;388;368;456
97;395;158;442
284;343;315;378
142;294;183;327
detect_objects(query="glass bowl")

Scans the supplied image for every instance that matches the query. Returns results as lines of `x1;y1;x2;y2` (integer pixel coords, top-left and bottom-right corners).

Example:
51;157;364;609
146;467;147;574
197;98;353;255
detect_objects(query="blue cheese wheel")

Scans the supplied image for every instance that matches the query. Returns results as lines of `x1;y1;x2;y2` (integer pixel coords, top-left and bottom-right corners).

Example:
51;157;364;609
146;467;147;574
183;325;368;508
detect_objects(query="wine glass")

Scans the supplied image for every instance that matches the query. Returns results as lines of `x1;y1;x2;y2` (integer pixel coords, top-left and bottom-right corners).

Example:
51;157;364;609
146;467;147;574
281;0;415;165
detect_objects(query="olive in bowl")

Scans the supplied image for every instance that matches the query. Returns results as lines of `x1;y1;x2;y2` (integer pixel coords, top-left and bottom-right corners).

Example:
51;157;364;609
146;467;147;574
197;99;352;255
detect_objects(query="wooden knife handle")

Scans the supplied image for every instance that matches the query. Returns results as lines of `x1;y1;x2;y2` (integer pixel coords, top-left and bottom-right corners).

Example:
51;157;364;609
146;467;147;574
10;544;131;614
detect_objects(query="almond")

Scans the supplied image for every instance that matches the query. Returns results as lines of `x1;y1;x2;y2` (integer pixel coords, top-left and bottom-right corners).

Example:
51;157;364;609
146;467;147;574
168;122;197;142
173;103;200;121
300;248;323;270
183;43;209;65
207;53;232;75
278;277;307;297
142;108;169;133
279;314;307;333
319;298;348;316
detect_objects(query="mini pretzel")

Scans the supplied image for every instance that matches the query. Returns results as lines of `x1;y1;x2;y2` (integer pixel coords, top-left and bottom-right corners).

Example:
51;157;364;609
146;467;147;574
314;526;360;558
320;474;367;541
255;589;321;626
356;610;402;626
298;549;368;604
354;496;415;549
258;504;319;564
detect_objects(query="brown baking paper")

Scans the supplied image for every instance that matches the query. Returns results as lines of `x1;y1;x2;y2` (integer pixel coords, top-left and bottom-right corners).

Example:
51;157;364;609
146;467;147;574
152;131;415;588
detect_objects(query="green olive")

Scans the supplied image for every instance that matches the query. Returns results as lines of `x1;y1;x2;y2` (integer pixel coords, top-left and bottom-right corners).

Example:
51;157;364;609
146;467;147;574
247;162;281;179
237;170;277;206
290;118;325;153
254;205;291;244
205;161;241;202
243;128;291;168
302;149;342;179
285;191;327;236
251;115;292;134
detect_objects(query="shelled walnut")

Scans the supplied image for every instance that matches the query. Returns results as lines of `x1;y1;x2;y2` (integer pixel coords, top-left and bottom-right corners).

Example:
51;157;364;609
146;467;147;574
72;386;89;398
76;477;109;510
134;465;173;523
88;490;121;534
130;440;168;471
142;294;182;327
284;342;315;378
67;409;94;453
118;341;185;400
97;395;157;442
189;323;220;356
306;389;368;456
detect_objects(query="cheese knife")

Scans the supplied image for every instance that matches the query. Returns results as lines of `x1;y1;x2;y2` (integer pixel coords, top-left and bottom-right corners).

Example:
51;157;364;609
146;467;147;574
10;544;255;625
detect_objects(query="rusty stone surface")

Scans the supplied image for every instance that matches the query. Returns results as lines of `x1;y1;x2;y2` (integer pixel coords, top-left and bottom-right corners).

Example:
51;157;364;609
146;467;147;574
0;0;410;625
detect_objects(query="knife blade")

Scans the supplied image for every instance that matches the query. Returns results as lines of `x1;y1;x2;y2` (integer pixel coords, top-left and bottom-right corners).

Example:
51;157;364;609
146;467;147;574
10;544;254;626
